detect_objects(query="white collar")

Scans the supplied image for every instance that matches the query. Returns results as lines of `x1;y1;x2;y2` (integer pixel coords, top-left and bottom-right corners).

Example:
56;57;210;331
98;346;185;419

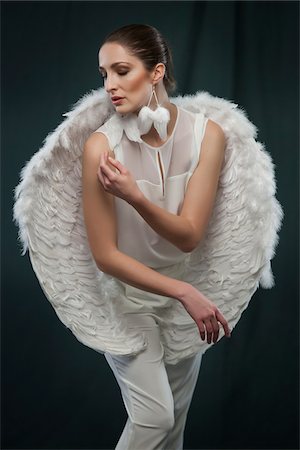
114;112;144;144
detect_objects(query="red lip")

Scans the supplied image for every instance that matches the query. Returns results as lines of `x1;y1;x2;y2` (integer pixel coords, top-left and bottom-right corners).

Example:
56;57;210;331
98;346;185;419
111;96;124;100
112;97;125;105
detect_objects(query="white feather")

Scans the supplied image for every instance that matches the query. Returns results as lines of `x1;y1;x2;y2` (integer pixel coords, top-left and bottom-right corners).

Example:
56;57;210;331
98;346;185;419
12;87;284;364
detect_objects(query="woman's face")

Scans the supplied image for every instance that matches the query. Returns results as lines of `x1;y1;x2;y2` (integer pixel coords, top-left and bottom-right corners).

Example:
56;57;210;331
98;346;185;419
98;42;153;115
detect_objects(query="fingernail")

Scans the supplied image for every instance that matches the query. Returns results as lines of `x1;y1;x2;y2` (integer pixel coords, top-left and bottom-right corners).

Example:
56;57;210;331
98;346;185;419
108;156;114;160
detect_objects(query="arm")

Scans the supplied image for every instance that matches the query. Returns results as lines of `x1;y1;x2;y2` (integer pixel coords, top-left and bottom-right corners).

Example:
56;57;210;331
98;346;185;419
82;132;188;302
83;132;231;341
127;119;226;252
129;195;195;253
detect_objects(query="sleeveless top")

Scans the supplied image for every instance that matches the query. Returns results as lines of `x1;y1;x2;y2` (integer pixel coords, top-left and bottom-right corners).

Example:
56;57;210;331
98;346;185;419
94;105;208;313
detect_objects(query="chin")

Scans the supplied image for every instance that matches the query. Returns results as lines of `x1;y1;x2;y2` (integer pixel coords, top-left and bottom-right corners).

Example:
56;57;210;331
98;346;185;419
114;104;128;112
116;104;139;116
114;102;127;109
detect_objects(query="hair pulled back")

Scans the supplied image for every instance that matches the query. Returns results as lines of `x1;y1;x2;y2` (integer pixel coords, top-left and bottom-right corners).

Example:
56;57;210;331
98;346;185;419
101;24;177;95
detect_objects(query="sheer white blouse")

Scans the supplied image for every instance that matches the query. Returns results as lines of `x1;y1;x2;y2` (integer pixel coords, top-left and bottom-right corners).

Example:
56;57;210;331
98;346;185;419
95;105;208;270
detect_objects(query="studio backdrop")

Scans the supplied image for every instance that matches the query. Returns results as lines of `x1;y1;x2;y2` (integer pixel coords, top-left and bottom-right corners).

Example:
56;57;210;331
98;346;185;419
3;1;298;450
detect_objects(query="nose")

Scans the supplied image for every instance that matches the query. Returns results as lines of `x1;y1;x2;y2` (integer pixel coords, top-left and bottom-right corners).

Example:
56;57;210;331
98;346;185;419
104;75;117;94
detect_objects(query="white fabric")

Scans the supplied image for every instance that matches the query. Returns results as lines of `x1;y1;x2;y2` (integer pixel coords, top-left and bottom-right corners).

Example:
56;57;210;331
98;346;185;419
104;313;203;450
94;106;208;315
94;105;208;270
12;87;284;364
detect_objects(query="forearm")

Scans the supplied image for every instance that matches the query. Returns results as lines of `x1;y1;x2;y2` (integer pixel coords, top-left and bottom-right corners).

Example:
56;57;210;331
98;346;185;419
98;249;188;303
129;192;195;252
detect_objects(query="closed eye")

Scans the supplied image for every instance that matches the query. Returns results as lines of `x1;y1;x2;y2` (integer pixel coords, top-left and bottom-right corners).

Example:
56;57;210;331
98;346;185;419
99;71;129;79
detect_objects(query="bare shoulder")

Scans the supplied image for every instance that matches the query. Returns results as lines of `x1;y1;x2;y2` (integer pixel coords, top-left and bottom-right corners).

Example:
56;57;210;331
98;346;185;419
200;118;226;161
83;131;116;160
205;118;225;141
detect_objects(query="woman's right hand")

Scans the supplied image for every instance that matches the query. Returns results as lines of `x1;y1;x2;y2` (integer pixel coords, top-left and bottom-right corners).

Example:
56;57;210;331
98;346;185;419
179;283;231;344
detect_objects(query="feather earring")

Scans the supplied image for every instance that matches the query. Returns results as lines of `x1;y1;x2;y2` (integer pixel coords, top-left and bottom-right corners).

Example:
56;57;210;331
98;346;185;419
137;84;170;141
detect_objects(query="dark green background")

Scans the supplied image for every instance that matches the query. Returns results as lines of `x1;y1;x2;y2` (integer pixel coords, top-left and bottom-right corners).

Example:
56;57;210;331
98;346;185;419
2;1;299;449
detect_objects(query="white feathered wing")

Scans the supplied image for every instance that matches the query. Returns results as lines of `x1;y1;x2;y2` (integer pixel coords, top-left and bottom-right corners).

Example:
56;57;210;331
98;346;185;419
13;87;283;364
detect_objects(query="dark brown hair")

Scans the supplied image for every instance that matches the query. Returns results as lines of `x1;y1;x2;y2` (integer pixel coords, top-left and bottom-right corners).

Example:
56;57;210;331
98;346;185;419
101;24;177;95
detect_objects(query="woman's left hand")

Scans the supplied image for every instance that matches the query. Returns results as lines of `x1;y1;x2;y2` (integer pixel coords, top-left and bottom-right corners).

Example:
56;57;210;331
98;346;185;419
97;151;142;204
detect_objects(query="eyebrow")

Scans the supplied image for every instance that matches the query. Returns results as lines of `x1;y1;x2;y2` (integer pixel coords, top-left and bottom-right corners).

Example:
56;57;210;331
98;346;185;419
99;61;131;70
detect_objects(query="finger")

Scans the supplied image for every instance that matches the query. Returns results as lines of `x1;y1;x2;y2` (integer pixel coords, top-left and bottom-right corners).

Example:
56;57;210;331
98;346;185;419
99;151;110;172
99;152;109;174
108;156;125;174
100;157;118;180
197;321;206;341
106;152;117;170
97;155;105;186
97;167;109;190
204;318;213;344
210;315;220;343
98;154;111;189
215;309;231;337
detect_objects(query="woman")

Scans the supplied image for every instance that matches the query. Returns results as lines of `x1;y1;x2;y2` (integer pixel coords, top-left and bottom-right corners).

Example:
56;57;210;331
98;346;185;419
13;22;282;450
82;23;230;449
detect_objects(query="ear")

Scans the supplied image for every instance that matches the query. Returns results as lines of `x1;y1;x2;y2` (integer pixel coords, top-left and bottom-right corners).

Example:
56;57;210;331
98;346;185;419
152;63;166;83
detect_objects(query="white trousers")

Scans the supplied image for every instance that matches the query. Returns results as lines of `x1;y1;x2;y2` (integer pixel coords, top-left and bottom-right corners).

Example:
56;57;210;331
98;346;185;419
105;313;203;450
